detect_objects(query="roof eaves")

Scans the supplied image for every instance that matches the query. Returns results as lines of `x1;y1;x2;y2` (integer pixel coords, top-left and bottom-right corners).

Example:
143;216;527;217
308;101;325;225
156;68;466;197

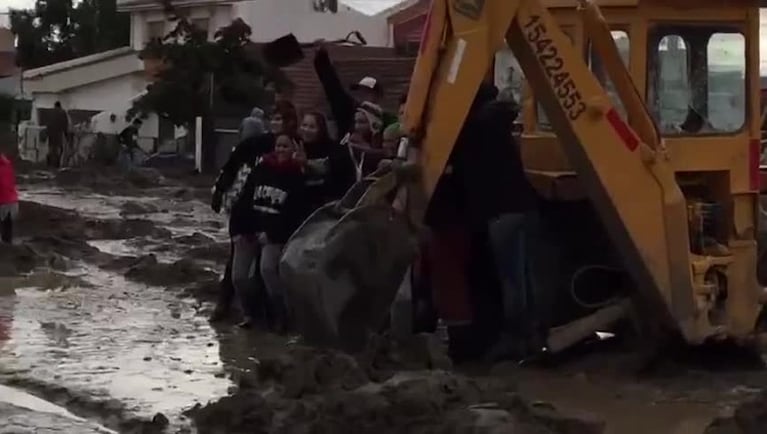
23;47;137;79
375;0;420;18
339;0;409;16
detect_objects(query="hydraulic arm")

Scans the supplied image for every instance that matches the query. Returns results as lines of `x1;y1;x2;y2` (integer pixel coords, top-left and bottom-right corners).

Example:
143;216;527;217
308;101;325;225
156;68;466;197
401;0;764;344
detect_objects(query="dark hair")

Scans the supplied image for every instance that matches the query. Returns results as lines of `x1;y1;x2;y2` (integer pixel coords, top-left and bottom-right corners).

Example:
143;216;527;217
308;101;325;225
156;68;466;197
54;101;62;108
271;100;298;135
275;132;297;144
301;111;331;144
399;92;408;105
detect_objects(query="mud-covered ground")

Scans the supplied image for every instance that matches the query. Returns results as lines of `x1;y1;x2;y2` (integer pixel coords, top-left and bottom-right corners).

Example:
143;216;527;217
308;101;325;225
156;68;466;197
2;163;767;434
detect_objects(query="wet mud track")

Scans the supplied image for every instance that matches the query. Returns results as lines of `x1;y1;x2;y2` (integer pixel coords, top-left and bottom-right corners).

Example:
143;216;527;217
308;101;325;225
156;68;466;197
3;166;767;433
1;167;240;432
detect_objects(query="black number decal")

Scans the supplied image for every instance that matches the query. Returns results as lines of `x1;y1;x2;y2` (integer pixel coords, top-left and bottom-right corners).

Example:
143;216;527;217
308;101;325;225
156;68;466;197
544;58;564;77
568;102;587;120
522;14;586;122
524;15;541;28
552;72;568;88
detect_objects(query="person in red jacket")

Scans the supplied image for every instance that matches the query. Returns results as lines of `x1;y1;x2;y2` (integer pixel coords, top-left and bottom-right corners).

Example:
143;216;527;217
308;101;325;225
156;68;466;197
0;153;19;244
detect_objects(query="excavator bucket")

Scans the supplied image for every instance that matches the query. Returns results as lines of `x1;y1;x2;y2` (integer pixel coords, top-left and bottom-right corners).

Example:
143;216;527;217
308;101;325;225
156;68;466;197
280;169;419;351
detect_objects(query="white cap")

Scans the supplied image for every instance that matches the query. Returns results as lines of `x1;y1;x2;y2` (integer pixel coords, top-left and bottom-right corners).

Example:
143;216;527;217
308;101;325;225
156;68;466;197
351;76;381;92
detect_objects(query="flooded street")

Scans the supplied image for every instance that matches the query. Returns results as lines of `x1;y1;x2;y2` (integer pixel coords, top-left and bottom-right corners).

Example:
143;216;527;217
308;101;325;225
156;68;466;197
2;166;767;433
0;167;242;432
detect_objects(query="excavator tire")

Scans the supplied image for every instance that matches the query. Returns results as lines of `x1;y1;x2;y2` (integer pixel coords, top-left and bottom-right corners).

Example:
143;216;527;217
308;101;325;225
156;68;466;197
279;170;419;352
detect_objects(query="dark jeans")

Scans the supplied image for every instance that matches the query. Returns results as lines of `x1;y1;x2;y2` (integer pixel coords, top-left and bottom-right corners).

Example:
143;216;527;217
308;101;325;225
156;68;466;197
215;239;236;311
48;137;63;168
487;211;548;354
1;215;12;243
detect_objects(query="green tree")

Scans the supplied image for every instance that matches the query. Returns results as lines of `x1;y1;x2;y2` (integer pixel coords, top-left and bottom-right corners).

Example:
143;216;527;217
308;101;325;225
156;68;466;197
10;0;130;69
129;2;289;172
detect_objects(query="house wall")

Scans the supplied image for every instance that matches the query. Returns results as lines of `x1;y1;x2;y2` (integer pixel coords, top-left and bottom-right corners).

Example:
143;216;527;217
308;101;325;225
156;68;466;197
129;4;235;50
30;73;158;139
233;0;390;46
125;0;392;54
24;49;143;94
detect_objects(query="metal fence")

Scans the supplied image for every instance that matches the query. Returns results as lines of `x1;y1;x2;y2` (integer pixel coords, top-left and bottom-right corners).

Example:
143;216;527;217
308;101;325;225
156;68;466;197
17;124;192;168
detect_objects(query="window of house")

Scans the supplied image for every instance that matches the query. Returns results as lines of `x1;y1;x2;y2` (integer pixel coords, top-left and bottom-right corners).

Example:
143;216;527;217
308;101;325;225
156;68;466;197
647;25;746;135
191;18;210;38
587;30;630;118
146;21;165;43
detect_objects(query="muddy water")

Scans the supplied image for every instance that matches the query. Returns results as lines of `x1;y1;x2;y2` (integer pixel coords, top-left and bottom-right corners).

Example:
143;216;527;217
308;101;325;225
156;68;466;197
6;178;767;434
0;385;117;433
20;188;227;241
0;263;232;427
515;371;721;434
2;183;235;431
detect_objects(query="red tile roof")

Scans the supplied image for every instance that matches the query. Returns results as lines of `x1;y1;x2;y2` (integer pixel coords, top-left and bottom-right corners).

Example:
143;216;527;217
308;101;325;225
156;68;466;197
0;52;17;78
280;46;415;118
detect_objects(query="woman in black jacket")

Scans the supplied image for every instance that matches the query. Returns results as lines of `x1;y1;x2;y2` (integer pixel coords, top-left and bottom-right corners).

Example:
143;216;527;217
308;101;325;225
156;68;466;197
229;133;306;331
296;111;355;212
209;101;298;322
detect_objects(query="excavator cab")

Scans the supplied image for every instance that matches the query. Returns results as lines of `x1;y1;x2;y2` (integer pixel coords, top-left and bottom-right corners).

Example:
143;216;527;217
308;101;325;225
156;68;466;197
501;0;763;345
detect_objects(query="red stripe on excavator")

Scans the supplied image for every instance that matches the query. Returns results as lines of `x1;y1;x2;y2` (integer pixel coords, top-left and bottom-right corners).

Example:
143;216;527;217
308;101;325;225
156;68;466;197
749;138;760;191
605;108;638;152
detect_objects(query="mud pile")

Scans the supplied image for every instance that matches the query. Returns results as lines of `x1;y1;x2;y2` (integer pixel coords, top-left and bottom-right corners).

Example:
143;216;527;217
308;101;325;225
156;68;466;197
189;343;605;434
0;244;50;278
706;391;767;434
17;201;171;242
119;255;219;287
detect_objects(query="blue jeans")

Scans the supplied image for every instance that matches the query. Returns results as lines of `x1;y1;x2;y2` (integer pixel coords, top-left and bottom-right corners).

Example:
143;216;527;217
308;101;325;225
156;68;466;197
488;211;540;336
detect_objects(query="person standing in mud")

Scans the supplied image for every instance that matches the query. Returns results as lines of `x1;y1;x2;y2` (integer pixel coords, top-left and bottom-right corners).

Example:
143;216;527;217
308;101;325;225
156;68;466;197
209;101;299;322
424;81;540;362
0;153;18;244
46;102;69;169
229;133;306;331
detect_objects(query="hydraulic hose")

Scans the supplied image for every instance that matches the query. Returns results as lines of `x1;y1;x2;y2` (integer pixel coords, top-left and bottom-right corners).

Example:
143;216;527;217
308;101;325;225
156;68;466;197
569;264;625;309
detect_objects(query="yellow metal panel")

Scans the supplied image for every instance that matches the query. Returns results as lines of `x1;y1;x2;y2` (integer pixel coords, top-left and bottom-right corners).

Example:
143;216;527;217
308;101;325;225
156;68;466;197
402;0;763;345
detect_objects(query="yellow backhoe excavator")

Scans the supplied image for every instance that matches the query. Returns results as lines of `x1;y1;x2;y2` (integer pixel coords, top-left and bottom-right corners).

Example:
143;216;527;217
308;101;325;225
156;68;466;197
282;0;767;353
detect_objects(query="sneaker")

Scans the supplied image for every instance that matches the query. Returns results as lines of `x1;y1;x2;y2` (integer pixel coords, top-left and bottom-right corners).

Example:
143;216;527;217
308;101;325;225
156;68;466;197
209;305;230;323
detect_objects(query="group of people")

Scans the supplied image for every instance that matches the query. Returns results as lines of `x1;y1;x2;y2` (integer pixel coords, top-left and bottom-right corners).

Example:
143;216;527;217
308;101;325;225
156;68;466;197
209;41;542;364
208;42;404;331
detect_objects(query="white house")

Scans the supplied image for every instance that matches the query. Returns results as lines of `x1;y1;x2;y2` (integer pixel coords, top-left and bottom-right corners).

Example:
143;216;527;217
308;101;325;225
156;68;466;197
20;0;409;146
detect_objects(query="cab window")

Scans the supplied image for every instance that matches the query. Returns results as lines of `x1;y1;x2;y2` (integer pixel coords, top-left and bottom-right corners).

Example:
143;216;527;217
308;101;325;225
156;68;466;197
647;26;746;135
587;30;630;118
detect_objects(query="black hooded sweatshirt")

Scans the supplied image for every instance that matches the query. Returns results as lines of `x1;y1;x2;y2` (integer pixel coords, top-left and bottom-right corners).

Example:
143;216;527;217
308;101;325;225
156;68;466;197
228;153;307;243
213;132;276;198
313;48;397;138
426;82;538;228
302;138;356;212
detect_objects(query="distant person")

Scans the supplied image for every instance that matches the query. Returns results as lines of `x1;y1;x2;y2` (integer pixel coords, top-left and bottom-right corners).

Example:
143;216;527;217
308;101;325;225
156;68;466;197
118;120;142;164
46;101;69;168
0;153;19;244
239;107;267;141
